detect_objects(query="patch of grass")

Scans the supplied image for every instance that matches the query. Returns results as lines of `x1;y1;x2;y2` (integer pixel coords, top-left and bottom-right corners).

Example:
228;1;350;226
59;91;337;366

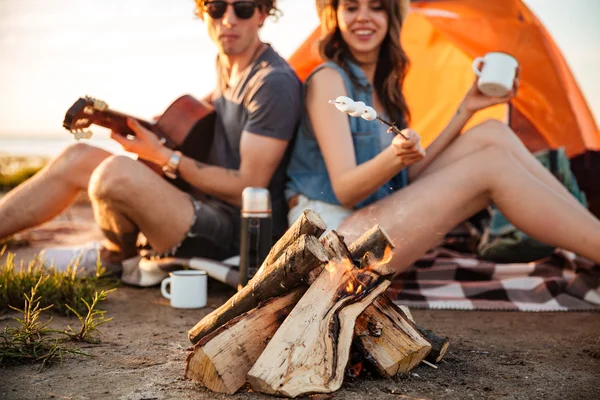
0;249;117;368
64;289;115;343
0;277;114;369
0;248;118;316
0;165;43;191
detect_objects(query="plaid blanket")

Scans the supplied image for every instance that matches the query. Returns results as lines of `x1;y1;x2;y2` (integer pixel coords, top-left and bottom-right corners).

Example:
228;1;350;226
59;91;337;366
388;248;600;312
120;245;600;312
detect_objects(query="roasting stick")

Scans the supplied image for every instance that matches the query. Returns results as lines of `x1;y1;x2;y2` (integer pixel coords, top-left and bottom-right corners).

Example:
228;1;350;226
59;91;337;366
422;360;439;369
329;96;409;140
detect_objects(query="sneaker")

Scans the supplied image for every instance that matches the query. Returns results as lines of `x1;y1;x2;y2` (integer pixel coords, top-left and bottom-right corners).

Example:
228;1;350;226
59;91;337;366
39;241;122;276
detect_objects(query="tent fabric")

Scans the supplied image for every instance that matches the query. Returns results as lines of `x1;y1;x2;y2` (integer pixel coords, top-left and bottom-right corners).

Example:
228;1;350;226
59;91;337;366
287;0;600;157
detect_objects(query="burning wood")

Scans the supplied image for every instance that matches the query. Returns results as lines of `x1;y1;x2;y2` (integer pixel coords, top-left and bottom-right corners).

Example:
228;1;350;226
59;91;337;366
187;233;327;344
246;244;393;397
184;212;450;398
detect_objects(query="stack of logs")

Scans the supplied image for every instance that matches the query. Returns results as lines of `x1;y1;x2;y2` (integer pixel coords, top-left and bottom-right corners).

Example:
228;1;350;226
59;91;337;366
185;210;449;398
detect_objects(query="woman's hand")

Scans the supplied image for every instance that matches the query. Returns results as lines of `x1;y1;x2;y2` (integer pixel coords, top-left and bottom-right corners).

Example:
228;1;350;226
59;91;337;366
461;67;520;114
110;118;172;166
391;128;426;166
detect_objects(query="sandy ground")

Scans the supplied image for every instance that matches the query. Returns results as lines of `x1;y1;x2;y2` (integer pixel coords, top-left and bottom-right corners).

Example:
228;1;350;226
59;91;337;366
1;202;599;400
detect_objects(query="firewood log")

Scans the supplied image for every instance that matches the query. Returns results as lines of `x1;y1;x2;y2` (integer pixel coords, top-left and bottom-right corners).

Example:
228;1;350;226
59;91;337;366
184;231;343;394
187;234;328;344
354;295;432;375
344;226;433;376
311;226;433;376
416;326;450;363
258;209;326;270
184;287;306;394
349;226;448;366
347;224;394;261
246;232;393;397
395;304;449;364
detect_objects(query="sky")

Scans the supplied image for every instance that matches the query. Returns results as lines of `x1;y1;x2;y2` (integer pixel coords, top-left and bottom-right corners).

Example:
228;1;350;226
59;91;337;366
0;0;599;139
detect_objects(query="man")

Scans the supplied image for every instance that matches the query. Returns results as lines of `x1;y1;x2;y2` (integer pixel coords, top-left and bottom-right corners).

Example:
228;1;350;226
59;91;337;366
0;0;302;273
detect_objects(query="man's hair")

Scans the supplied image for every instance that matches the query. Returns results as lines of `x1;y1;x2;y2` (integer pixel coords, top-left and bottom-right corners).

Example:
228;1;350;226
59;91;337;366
195;0;281;19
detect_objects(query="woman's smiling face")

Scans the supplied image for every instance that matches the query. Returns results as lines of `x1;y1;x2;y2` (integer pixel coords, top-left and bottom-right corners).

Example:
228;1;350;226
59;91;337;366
336;0;389;62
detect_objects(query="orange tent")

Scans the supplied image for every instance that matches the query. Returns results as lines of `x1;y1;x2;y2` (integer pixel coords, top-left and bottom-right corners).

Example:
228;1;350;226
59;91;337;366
288;0;600;158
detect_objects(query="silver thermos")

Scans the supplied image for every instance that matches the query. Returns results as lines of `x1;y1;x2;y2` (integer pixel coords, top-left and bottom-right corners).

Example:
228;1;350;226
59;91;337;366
238;187;272;290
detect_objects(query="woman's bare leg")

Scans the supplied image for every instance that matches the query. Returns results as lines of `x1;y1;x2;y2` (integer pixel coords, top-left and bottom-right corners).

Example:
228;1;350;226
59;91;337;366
0;143;111;240
88;155;195;260
410;119;595;221
339;146;600;273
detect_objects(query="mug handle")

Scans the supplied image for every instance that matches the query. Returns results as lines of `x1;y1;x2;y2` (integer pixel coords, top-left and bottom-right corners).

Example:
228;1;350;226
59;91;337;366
161;277;172;300
472;57;484;77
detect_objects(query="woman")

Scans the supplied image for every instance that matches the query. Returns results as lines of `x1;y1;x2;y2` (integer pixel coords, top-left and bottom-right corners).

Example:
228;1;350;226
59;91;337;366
286;0;600;272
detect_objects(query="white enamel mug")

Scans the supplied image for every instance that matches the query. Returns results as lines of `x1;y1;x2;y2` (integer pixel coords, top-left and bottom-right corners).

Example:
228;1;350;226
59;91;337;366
472;52;519;97
161;270;207;309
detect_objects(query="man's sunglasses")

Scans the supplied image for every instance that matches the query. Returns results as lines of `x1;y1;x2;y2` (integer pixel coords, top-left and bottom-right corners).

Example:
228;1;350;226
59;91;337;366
204;1;258;20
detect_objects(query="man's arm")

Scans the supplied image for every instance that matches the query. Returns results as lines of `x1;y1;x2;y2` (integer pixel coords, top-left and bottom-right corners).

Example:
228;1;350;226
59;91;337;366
181;70;301;206
117;70;301;207
176;133;289;206
118;123;291;207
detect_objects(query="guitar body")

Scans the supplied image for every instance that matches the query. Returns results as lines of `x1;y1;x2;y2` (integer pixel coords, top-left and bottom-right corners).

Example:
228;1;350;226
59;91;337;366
155;95;216;163
63;95;216;191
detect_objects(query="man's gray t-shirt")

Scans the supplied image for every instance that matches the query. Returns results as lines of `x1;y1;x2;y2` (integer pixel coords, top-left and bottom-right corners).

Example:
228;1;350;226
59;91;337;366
209;45;302;239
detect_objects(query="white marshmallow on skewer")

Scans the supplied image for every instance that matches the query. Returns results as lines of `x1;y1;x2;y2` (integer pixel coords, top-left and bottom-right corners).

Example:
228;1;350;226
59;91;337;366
349;101;366;117
362;106;378;121
329;96;357;113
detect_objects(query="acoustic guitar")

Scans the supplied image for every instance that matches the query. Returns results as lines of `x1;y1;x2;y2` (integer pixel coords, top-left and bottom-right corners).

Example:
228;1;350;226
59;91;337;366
63;95;216;191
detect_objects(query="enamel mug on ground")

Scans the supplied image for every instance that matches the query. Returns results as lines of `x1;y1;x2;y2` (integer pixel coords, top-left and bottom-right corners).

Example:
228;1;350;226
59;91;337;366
161;270;207;309
472;52;519;97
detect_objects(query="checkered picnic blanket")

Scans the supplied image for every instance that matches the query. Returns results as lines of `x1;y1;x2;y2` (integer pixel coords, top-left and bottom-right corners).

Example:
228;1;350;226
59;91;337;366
388;248;600;311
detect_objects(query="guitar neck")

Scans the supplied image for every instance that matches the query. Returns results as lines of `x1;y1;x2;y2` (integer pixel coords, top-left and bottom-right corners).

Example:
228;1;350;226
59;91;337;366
92;108;161;138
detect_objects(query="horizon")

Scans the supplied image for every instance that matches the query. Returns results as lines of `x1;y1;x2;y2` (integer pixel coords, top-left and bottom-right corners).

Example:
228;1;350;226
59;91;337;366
0;0;599;141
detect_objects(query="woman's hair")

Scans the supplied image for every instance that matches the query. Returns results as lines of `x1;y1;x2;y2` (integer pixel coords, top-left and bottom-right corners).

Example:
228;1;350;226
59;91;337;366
195;0;282;19
318;0;410;125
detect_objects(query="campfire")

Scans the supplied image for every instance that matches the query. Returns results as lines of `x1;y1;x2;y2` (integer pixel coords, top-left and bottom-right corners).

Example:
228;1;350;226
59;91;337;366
184;210;450;397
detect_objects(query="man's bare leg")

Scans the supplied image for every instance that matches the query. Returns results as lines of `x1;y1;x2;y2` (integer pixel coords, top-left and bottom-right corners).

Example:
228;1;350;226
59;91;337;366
339;146;600;273
0;143;111;240
88;156;195;261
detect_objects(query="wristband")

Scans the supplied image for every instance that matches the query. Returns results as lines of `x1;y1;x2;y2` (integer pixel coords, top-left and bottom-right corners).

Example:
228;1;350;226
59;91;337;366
162;150;182;179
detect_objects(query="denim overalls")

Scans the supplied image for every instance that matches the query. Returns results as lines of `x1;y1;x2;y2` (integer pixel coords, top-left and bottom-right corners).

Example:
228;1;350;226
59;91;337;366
286;60;408;209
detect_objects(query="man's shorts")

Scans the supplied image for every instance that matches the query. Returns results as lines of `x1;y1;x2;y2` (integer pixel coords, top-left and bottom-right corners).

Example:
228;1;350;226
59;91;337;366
170;195;240;261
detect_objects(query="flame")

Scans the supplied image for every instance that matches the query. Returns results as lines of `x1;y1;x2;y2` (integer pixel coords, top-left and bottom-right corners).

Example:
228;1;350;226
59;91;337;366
324;260;336;274
362;245;394;272
382;245;393;263
326;256;357;280
347;361;363;377
345;281;354;293
342;257;355;271
356;285;363;294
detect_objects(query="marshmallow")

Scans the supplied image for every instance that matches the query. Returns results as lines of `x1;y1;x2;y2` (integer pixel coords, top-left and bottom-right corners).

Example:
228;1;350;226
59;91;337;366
329;96;356;113
362;106;378;121
349;101;366;117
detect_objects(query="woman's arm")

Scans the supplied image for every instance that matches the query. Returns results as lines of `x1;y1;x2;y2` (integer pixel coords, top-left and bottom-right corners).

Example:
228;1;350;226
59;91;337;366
409;76;519;180
407;102;474;180
307;68;423;209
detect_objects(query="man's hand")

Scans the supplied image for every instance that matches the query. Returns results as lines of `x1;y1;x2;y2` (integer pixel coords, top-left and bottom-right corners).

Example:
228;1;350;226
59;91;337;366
391;128;426;166
110;118;172;166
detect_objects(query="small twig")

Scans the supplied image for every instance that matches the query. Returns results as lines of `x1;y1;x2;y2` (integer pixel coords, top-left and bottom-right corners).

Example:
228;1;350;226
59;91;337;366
329;100;409;140
375;116;409;140
422;360;438;369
